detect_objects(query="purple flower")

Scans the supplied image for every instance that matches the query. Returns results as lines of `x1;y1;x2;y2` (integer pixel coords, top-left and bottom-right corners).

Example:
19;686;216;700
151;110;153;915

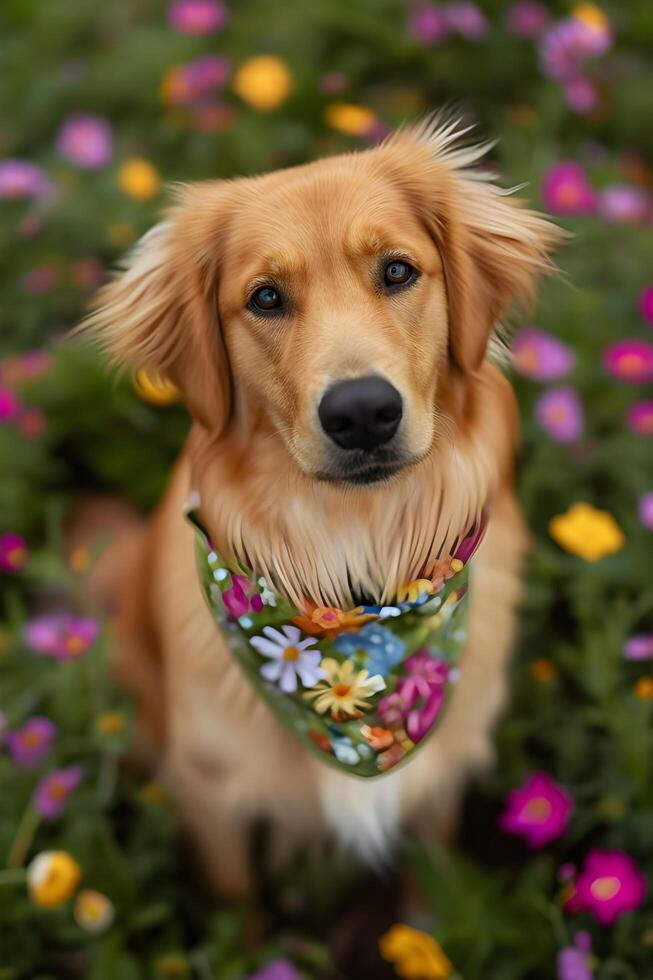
639;492;653;530
165;54;231;106
541;163;596;216
563;76;598;115
5;717;56;768
407;4;449;45
539;15;611;83
640;286;653;326
443;2;488;40
250;625;323;694
222;574;264;618
535;387;584;443
0;532;28;573
167;0;227;34
378;650;449;742
565;850;647;926
0;386;20;422
34;766;83;820
623;635;653;660
454;522;486;564
56;115;113;169
0;159;50;199
557;932;592;980
603;340;653;383
513;327;575;381
499;771;573;848
506;2;549;38
627;401;653;437
248;960;300;980
24;613;99;660
599;185;650;224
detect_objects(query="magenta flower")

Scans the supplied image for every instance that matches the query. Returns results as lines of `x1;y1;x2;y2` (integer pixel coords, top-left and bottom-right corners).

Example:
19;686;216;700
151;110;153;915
0;386;20;422
513;327;575;381
628;401;653;437
639;492;653;530
378;651;449;742
24;613;99;659
0;159;50;199
565;850;647;926
443;2;488;40
248;960;300;980
407;4;449;45
454;522;486;564
167;0;227;34
563;76;598;115
599;185;650;225
541;163;596;216
603;340;653;383
34;765;83;820
506;2;549;38
499;771;573;848
222;574;264;618
56;114;113;169
5;717;56;768
0;532;28;573
539;16;611;83
167;54;231;106
535;387;584;443
640;286;653;326
557;932;592;980
623;635;653;661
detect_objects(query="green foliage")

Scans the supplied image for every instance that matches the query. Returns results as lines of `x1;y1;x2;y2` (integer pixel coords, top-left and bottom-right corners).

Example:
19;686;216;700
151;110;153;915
1;1;653;977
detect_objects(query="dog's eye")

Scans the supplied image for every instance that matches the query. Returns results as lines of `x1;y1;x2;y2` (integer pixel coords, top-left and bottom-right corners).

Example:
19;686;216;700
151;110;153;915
383;260;415;287
250;286;282;312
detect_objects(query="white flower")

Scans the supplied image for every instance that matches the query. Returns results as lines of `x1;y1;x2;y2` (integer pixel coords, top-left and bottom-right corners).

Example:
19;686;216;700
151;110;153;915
257;576;277;606
250;624;323;693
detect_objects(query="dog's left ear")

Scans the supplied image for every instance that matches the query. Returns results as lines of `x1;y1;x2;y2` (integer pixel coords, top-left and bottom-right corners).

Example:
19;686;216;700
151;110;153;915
78;183;233;434
388;119;563;373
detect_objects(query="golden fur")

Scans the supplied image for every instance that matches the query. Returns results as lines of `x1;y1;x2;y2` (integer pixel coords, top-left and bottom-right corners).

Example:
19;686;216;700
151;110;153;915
80;117;560;895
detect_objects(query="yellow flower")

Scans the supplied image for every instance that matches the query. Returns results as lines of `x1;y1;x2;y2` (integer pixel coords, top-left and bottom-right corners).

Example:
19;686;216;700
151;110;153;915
74;888;115;933
118;158;161;202
96;712;125;734
233;56;293;112
69;546;91;574
27;851;82;908
572;3;610;33
379;924;453;979
324;101;377;136
530;658;556;682
397;578;435;603
549;502;624;562
304;658;385;720
133;368;180;406
634;677;653;701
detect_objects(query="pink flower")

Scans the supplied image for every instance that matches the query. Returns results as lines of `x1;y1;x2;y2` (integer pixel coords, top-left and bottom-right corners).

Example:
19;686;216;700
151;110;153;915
499;771;573;848
565;850;647;925
318;72;348;95
248;960;300;980
557;932;592;980
535;386;584;443
0;159;51;199
378;650;449;743
603;340;653;383
18;407;46;440
56;114;113;169
0;532;28;573
541;163;596;216
443;2;489;40
623;635;653;661
627;401;653;436
24;613;99;660
639;492;653;530
599;185;650;224
539;16;611;83
71;258;105;291
5;717;56;768
0;386;20;422
506;2;549;38
407;4;449;45
222;574;264;618
34;765;83;820
22;264;59;295
167;0;227;34
165;54;231;106
563;76;598;115
513;327;575;381
1;350;52;385
640;287;653;326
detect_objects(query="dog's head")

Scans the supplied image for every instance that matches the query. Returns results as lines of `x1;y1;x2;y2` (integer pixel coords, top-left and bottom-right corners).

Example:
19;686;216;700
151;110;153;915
83;117;560;486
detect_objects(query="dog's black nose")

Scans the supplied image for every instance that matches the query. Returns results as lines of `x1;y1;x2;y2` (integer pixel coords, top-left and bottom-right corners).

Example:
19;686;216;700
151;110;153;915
318;376;403;451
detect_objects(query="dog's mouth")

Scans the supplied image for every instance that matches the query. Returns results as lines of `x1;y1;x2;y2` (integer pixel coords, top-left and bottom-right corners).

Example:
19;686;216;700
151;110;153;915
314;447;417;486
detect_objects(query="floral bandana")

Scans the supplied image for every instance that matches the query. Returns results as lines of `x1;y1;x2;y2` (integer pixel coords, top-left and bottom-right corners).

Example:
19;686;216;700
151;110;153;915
187;500;486;779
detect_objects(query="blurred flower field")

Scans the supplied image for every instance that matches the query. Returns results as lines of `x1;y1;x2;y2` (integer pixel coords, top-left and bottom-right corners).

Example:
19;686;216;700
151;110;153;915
1;0;653;977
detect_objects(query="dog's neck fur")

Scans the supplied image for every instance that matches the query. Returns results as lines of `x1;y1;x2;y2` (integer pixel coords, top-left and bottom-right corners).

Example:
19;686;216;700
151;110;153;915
189;365;511;610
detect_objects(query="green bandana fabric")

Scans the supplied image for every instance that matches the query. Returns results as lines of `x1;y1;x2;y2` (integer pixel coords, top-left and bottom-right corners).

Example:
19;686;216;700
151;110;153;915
187;501;485;779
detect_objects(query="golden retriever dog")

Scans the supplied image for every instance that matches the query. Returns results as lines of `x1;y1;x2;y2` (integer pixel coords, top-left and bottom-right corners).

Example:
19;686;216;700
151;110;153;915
80;116;560;899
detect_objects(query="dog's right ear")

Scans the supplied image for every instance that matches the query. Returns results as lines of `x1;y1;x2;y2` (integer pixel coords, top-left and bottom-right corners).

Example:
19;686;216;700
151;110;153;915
78;185;232;435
